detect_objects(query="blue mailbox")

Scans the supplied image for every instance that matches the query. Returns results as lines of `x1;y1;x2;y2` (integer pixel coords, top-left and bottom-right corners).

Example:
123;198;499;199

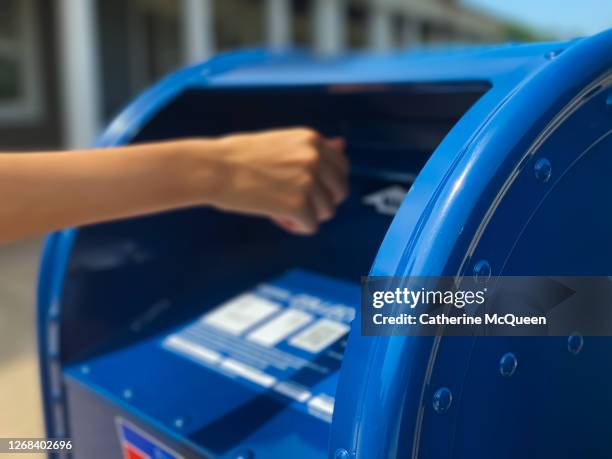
38;30;612;459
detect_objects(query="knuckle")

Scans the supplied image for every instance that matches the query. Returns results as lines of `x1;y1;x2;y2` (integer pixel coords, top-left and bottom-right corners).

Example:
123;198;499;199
299;127;319;142
331;188;347;205
297;173;314;191
298;217;318;234
301;149;321;170
292;191;310;210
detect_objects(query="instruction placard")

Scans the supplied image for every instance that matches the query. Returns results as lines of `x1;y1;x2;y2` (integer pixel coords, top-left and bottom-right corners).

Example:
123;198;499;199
161;269;358;423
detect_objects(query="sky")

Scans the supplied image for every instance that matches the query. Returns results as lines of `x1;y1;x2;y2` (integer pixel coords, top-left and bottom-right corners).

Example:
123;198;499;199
463;0;611;39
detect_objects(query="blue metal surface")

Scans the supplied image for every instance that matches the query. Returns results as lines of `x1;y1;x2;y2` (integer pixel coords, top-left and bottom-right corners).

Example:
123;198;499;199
332;30;612;459
37;29;612;459
61;269;356;458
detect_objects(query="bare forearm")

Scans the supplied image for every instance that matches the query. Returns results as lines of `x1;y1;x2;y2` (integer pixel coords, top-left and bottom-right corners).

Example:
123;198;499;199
0;128;349;243
0;140;213;242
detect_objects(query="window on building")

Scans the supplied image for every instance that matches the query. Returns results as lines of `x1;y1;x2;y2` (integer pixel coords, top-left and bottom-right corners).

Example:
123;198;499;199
422;22;450;43
0;0;42;123
215;0;265;51
128;0;181;94
391;14;404;47
292;0;312;47
347;3;368;49
422;22;435;43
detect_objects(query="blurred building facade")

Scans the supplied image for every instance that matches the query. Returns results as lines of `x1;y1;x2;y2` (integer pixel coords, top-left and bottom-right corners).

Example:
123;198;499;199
0;0;504;151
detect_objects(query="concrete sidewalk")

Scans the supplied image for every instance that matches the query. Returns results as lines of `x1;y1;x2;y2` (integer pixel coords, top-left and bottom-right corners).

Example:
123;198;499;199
0;237;45;458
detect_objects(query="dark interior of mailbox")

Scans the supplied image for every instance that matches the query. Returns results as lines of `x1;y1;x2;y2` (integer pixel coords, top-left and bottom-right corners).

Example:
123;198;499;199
62;82;489;360
59;84;488;446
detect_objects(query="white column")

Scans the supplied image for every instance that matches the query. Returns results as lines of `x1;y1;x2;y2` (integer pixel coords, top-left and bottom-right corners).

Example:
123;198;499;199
313;0;345;55
368;7;393;51
57;0;101;148
181;0;215;64
266;0;291;49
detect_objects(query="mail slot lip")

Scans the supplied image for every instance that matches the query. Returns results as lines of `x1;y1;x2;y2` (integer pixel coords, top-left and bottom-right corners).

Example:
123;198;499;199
330;29;612;459
94;40;573;150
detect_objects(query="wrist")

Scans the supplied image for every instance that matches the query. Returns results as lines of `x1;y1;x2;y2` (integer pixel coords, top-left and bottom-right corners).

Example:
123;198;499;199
174;138;230;207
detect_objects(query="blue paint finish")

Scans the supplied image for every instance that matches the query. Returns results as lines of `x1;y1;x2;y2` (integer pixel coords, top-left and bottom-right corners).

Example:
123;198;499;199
331;30;612;458
37;229;78;441
37;29;612;459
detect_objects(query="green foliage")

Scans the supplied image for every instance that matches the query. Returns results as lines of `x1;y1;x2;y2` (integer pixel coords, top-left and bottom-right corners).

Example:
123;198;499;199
502;22;551;42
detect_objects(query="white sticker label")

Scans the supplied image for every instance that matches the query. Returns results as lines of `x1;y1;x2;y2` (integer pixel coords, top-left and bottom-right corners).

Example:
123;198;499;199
163;335;222;364
220;358;277;388
202;293;281;335
274;381;312;402
362;185;407;215
289;318;349;353
247;308;314;347
307;394;335;422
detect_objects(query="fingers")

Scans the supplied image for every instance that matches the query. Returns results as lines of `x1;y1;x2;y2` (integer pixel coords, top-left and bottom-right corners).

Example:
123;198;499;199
279;144;348;235
318;156;348;205
271;217;301;234
273;195;319;235
267;130;349;236
310;177;335;221
320;137;349;176
214;127;349;236
316;137;349;209
292;197;319;235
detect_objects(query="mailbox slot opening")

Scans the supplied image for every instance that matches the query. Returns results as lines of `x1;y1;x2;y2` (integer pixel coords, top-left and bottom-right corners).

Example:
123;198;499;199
135;83;489;181
59;82;489;455
62;82;490;359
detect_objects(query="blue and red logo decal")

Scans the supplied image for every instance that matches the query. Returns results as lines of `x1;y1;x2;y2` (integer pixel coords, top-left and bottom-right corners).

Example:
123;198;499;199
115;417;183;459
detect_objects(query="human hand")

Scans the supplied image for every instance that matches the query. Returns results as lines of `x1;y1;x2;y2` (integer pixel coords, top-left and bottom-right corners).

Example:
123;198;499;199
199;127;349;235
